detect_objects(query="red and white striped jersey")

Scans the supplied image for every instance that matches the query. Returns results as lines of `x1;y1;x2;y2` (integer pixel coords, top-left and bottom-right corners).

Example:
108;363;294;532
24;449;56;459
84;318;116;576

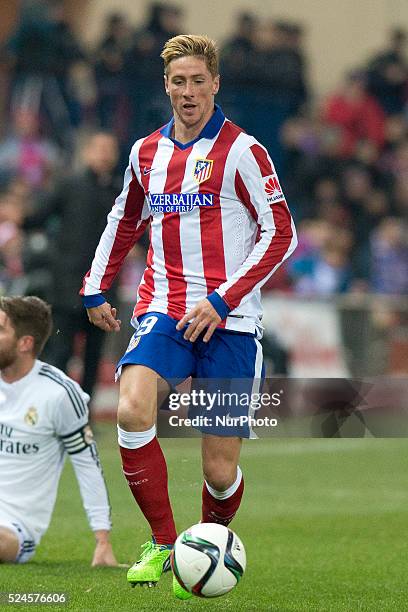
81;106;297;334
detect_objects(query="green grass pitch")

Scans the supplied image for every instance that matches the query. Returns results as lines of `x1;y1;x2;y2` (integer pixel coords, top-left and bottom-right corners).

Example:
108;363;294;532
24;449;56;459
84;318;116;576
2;426;408;611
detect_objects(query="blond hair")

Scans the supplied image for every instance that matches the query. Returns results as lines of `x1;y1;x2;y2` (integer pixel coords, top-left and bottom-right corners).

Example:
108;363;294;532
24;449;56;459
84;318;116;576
161;34;219;77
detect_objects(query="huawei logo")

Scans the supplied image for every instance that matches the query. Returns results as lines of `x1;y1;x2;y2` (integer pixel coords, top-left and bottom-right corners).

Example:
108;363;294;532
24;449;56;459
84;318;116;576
264;176;281;195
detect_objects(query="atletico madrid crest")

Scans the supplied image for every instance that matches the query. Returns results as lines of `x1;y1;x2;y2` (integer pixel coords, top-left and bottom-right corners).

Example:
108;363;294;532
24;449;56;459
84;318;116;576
193;159;213;184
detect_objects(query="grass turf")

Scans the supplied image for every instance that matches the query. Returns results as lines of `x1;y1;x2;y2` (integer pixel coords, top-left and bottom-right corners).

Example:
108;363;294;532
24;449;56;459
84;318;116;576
1;426;408;611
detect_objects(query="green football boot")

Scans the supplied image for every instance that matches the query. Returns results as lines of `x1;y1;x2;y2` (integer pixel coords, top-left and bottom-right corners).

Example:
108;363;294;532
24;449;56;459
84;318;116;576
127;541;172;587
172;574;193;600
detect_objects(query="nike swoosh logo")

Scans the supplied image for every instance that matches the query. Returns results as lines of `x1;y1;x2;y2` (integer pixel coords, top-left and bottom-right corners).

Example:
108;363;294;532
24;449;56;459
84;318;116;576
143;167;154;175
123;469;146;476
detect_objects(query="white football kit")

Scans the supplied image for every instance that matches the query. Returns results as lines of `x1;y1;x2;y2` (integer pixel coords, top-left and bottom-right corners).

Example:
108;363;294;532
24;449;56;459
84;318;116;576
0;360;111;562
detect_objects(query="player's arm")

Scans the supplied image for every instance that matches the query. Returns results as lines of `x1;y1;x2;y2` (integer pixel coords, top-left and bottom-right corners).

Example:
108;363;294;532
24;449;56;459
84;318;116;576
53;379;117;566
85;218;149;332
80;142;150;332
213;143;297;311
177;144;297;342
64;430;117;567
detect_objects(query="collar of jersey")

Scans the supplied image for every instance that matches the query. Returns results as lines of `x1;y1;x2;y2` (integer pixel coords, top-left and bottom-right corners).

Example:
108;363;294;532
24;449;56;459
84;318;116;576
0;360;40;387
160;104;225;150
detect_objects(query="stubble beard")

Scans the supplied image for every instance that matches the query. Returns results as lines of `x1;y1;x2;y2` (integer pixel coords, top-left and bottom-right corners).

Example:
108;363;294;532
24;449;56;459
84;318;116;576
0;346;18;370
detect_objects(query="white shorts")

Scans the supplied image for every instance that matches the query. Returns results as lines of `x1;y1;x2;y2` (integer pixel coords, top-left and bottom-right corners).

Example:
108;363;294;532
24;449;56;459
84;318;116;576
0;519;36;563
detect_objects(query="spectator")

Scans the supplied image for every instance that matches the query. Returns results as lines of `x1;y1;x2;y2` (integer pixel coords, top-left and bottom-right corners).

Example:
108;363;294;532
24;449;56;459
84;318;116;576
340;165;388;280
218;12;258;123
98;12;133;52
393;175;408;217
272;20;308;113
380;115;408;179
323;71;385;158
0;108;60;190
0;193;24;296
371;218;408;294
0;222;24;295
388;139;408;179
366;28;408;115
280;114;344;216
223;11;256;55
23;132;121;405
94;12;132;131
314;176;341;208
220;17;309;172
289;221;352;295
5;1;85;149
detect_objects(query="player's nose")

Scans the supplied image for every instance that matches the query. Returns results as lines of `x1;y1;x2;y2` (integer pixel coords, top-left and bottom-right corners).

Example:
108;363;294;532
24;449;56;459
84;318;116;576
183;82;195;97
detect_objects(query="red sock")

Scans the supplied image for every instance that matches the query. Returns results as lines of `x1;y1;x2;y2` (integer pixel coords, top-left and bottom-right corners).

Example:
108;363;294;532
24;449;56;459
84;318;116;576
120;438;177;545
201;477;244;526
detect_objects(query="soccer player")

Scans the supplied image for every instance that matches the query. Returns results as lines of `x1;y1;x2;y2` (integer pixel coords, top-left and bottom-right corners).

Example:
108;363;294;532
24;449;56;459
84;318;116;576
81;35;297;597
0;296;117;566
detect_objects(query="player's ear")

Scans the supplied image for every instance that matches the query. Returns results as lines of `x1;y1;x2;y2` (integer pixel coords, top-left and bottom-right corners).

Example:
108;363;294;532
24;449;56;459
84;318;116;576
18;335;35;356
212;75;220;95
164;74;170;96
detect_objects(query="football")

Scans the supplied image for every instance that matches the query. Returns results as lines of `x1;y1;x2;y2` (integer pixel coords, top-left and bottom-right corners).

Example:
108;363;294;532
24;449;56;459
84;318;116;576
171;523;246;598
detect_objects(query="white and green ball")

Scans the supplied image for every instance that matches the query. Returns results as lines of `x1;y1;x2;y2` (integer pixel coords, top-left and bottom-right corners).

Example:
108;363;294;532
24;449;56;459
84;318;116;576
171;523;246;598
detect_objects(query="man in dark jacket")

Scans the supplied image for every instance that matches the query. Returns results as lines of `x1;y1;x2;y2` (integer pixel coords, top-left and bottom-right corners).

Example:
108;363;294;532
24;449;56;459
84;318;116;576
366;28;407;115
23;132;121;403
5;1;85;149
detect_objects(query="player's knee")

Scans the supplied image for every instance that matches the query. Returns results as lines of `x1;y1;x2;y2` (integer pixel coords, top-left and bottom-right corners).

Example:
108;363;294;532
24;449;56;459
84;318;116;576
0;528;19;563
203;463;237;492
117;394;155;431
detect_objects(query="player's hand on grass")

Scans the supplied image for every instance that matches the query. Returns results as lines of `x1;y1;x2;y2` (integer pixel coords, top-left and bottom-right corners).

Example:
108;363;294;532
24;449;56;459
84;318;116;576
91;530;119;567
86;302;121;333
176;298;221;343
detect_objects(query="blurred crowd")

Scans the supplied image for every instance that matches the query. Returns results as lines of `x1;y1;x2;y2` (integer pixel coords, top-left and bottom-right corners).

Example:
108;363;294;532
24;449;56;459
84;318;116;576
0;1;407;387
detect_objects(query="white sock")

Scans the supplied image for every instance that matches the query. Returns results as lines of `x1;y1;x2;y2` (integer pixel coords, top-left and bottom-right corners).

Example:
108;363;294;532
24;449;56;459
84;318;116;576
117;424;156;449
205;466;242;500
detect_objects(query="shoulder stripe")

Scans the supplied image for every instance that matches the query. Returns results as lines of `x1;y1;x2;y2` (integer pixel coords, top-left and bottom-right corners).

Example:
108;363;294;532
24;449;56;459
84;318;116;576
40;364;86;404
39;366;87;419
